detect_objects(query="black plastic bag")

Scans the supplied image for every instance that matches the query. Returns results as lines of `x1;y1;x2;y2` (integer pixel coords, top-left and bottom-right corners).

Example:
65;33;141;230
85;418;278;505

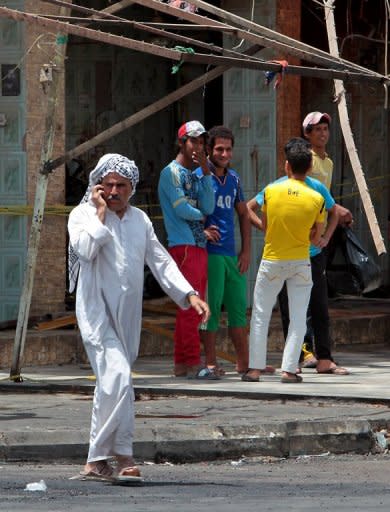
326;227;381;295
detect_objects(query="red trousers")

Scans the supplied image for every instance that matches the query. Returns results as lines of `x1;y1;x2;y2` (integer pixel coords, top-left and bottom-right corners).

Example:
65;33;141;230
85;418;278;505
169;245;208;367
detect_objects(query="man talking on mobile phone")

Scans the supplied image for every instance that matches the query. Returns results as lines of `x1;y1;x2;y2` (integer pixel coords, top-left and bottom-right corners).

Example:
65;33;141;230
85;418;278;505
68;153;210;483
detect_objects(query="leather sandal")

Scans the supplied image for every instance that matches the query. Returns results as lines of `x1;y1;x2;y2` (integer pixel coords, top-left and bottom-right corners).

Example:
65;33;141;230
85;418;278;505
241;370;260;382
280;373;303;383
79;460;114;481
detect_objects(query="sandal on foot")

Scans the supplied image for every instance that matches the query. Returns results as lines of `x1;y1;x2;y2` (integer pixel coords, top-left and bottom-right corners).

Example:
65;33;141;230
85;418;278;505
302;356;318;369
207;364;225;376
260;365;276;374
281;373;303;383
193;367;221;380
114;466;143;484
79;460;114;481
241;370;260;382
317;365;349;375
316;359;349;375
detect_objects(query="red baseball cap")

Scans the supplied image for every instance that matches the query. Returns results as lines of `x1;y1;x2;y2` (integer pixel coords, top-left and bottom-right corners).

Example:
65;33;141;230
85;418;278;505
178;120;207;140
302;111;331;131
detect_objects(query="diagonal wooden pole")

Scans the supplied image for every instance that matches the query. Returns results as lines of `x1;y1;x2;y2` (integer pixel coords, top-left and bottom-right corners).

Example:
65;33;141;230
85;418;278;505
48;43;262;171
1;8;387;85
187;0;382;78
10;3;72;382
131;0;383;77
323;0;386;255
41;0;384;77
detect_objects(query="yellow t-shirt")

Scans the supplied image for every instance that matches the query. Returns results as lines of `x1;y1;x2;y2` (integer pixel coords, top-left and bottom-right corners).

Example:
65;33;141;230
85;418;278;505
308;150;333;190
262;178;325;261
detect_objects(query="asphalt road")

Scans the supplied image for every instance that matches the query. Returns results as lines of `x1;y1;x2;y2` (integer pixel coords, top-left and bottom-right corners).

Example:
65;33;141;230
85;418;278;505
2;454;390;511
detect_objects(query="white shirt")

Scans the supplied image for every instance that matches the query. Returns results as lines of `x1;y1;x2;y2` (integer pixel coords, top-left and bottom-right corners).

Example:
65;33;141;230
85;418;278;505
68;203;192;363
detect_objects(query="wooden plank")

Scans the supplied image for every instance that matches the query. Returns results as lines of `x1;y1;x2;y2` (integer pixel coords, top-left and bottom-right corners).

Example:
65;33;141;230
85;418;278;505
2;7;385;85
10;3;72;382
323;0;386;256
141;316;174;325
143;303;177;316
141;320;174;339
46;42;261;170
188;0;384;78
34;311;236;365
34;315;77;331
0;7;184;62
132;0;383;77
99;0;135;14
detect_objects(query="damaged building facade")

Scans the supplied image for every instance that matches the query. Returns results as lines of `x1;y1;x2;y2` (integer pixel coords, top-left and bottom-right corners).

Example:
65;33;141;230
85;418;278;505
0;0;389;325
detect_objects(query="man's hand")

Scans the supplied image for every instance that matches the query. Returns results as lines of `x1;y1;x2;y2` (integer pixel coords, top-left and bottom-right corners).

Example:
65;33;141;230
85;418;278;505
238;250;250;274
336;204;353;227
91;184;107;222
316;235;330;249
192;149;210;175
188;295;210;323
204;225;221;243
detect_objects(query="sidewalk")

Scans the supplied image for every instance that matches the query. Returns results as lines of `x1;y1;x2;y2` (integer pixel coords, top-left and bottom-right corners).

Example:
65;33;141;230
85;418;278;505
1;347;390;463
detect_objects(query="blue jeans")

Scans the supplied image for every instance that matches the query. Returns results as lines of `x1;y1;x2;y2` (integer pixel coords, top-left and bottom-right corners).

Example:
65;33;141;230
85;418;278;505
249;259;313;374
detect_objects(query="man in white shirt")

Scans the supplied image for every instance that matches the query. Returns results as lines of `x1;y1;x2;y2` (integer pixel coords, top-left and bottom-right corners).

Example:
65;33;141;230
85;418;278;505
68;154;209;482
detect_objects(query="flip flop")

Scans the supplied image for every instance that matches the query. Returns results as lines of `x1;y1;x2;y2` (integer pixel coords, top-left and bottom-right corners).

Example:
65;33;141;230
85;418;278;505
79;470;114;482
241;370;260;382
208;365;226;376
114;466;143;485
317;366;349;375
192;367;221;380
301;357;318;369
79;460;114;482
260;365;276;374
280;373;303;383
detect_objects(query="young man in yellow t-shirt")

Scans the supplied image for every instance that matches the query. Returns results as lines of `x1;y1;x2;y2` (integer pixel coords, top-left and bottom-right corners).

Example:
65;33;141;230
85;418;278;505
243;138;325;384
284;112;350;373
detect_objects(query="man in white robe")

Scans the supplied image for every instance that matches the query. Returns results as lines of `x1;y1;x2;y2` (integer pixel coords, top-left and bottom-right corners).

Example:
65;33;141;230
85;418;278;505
68;154;209;481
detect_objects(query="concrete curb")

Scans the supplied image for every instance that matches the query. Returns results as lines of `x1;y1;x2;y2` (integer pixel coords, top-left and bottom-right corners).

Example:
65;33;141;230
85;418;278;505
1;375;388;464
0;418;377;463
2;382;390;405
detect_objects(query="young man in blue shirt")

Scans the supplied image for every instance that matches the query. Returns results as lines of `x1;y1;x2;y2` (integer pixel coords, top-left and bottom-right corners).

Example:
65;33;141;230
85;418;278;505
158;121;216;379
200;126;251;375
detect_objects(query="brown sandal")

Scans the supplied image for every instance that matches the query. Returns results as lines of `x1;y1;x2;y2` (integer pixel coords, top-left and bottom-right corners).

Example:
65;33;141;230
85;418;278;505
281;373;303;383
241;370;260;382
115;465;142;483
80;460;114;481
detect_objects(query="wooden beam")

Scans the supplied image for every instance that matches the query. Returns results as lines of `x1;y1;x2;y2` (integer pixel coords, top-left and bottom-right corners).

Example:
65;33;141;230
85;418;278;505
131;0;383;78
41;0;386;82
323;0;386;256
187;0;383;79
45;44;263;171
36;13;384;83
37;14;266;63
34;314;77;331
10;3;72;382
141;23;237;31
41;0;134;18
0;7;183;62
141;320;174;339
1;8;385;86
100;0;135;14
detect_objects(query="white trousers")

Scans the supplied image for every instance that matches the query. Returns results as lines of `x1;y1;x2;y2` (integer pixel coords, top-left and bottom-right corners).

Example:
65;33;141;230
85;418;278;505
249;259;313;374
84;334;135;463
